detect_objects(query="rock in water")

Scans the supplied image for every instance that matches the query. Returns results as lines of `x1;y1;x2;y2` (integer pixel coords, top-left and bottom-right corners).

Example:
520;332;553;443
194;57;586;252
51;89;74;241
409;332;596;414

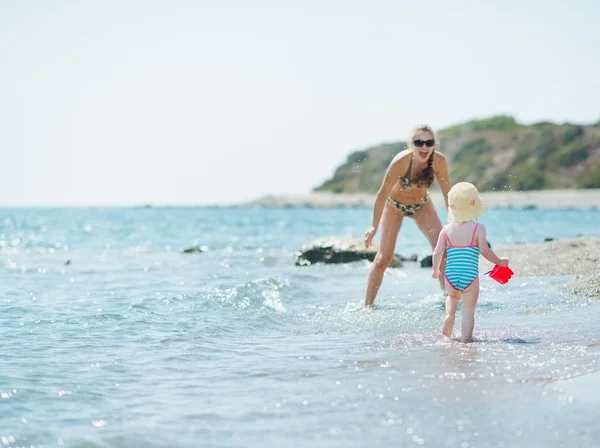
294;238;403;268
420;255;433;268
182;246;205;254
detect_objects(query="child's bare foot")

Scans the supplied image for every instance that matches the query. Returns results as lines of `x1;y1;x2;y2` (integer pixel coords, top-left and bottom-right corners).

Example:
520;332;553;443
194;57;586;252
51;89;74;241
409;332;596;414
442;314;455;338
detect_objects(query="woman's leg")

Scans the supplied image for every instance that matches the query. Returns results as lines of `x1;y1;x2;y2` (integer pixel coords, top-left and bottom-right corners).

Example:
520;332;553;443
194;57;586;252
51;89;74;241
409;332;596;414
413;198;445;289
364;203;404;307
460;278;480;342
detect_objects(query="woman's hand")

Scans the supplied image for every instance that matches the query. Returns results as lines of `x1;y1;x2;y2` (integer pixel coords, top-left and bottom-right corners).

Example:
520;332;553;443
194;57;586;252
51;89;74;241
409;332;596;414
364;226;377;248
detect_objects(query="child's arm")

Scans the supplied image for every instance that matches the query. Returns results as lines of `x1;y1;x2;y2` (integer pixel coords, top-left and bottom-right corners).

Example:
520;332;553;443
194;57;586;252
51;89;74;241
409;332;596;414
477;225;509;266
431;227;447;278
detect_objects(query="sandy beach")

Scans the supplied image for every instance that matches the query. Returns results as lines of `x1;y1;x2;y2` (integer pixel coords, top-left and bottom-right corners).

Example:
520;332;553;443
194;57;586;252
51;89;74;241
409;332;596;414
244;189;600;209
484;237;600;300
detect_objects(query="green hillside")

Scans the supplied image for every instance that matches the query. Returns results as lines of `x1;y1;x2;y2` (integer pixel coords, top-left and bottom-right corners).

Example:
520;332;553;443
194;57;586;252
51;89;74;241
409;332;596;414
314;116;600;193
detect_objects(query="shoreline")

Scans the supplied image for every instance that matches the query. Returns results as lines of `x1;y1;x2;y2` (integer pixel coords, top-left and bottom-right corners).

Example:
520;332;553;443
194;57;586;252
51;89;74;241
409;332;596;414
243;189;600;209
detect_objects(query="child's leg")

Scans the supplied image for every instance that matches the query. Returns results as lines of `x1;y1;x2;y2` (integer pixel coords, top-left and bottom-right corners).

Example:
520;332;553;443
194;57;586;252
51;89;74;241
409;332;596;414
460;278;480;342
442;281;461;338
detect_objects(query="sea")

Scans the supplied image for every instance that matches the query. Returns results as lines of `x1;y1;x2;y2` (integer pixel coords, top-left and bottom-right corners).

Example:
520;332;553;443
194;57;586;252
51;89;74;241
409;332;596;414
1;205;600;448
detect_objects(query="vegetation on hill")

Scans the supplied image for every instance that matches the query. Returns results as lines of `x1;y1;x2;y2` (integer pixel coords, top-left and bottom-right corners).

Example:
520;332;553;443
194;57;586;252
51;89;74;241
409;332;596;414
314;115;600;193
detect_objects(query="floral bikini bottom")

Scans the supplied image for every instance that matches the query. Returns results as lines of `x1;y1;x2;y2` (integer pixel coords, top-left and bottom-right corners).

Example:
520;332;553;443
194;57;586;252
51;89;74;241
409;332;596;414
387;194;429;218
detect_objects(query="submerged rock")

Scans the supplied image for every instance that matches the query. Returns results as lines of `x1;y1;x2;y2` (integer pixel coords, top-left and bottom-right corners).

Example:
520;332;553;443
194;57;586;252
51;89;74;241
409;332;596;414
420;255;433;268
294;238;409;268
182;245;205;254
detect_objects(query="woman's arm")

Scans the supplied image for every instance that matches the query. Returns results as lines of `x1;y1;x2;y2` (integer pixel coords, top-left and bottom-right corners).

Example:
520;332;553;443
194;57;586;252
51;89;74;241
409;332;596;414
364;154;405;248
372;155;406;226
434;152;451;208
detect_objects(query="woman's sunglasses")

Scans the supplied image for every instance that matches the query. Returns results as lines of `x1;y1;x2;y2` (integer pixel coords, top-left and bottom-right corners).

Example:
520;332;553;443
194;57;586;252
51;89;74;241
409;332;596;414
413;139;435;147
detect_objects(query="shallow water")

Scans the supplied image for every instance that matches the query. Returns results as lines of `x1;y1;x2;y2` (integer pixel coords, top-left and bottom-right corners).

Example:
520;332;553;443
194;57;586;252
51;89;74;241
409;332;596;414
1;207;600;447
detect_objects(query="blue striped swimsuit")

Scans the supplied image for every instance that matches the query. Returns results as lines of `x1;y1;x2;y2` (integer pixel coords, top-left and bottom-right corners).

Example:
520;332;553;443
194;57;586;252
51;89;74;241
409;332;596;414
445;223;480;291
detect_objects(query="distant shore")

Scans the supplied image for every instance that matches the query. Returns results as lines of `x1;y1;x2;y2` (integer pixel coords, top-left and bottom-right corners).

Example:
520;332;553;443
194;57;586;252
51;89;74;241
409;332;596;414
485;237;600;300
243;189;600;209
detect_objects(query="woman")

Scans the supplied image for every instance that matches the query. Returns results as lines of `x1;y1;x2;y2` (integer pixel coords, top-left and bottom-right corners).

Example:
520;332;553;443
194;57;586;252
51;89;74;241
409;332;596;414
363;124;451;307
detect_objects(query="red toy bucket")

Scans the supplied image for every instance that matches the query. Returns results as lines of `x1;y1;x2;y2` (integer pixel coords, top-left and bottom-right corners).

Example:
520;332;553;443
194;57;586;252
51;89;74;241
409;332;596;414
485;265;514;284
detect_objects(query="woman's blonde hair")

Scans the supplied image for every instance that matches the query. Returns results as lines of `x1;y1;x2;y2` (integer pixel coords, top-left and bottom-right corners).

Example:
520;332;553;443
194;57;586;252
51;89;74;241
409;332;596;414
408;124;438;187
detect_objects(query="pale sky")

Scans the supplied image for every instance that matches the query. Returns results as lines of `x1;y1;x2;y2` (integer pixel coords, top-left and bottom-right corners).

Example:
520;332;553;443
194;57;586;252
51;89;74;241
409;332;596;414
1;0;599;206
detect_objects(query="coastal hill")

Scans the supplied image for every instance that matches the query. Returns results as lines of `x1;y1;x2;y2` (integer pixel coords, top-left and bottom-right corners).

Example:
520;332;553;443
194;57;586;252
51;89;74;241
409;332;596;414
313;116;600;193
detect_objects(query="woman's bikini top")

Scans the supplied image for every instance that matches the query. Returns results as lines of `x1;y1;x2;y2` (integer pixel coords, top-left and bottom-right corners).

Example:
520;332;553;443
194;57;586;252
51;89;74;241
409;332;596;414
398;156;414;190
398;155;433;190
